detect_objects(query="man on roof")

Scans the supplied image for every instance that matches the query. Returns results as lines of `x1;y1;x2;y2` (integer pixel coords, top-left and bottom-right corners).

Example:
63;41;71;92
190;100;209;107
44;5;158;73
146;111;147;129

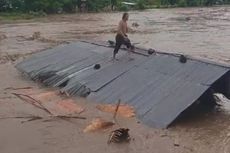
113;12;134;60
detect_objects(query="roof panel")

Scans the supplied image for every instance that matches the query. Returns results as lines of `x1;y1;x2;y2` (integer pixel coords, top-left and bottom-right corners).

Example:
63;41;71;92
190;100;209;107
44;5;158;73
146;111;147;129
16;41;230;128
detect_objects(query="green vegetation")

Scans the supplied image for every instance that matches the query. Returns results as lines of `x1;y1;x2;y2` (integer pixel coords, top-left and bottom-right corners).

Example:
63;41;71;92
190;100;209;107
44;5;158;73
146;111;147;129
0;0;78;13
0;0;229;16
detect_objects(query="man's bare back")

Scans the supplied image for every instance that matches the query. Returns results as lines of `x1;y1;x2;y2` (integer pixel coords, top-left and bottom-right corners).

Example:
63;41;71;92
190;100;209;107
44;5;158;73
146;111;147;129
117;20;128;38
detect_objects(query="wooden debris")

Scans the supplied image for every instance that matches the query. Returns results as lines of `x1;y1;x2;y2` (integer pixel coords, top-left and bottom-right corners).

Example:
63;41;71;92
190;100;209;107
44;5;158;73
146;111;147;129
107;128;130;144
113;99;121;123
0;116;43;123
0;116;41;120
83;118;114;133
0;115;86;123
96;103;135;118
21;116;43;123
4;87;32;90
39;115;87;123
54;115;86;120
29;91;85;115
12;90;86;119
12;92;52;114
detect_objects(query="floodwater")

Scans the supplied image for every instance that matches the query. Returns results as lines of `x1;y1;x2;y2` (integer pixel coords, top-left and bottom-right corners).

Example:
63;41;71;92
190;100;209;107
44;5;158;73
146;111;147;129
101;6;230;64
1;6;230;64
0;6;230;153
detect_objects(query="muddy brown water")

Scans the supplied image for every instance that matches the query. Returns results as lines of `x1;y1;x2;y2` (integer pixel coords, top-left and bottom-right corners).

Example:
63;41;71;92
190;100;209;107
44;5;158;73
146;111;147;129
101;6;230;64
0;6;230;153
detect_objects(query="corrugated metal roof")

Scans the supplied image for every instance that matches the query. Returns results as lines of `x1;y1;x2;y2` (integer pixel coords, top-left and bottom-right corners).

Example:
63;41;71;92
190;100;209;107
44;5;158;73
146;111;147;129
16;41;230;128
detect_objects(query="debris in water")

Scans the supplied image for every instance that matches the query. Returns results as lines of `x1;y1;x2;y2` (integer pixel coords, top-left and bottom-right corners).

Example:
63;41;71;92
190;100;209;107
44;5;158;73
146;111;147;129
132;22;139;27
21;116;43;123
0;34;7;41
4;86;33;90
0;115;86;123
174;137;180;147
12;92;52;115
12;89;85;116
83;118;114;133
57;99;85;114
32;32;41;40
213;93;230;105
0;116;42;121
107;128;130;144
96;103;135;118
24;31;61;44
36;115;86;123
54;115;86;120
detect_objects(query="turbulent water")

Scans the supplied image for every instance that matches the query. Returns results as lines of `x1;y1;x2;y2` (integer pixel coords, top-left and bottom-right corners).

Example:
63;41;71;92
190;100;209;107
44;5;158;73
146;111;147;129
100;6;230;64
96;7;230;152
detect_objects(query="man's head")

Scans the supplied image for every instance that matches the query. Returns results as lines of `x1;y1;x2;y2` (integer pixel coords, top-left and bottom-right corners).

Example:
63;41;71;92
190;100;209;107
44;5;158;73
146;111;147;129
122;12;129;21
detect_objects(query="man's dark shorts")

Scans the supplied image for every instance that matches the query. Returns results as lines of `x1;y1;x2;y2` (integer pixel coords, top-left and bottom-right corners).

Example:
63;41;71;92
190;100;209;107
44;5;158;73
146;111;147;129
113;34;131;55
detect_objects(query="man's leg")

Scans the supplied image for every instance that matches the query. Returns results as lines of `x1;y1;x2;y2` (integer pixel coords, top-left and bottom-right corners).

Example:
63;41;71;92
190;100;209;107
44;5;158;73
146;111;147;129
113;34;123;60
113;43;121;60
124;38;134;60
